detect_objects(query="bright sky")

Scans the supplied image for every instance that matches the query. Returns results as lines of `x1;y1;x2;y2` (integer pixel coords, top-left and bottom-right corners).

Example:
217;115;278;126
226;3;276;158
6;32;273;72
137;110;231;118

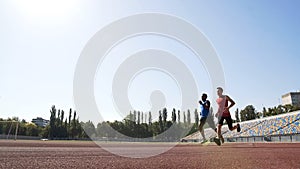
1;0;300;123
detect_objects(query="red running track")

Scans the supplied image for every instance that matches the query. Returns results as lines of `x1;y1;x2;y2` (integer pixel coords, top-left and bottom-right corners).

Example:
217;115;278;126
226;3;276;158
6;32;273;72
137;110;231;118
0;140;299;169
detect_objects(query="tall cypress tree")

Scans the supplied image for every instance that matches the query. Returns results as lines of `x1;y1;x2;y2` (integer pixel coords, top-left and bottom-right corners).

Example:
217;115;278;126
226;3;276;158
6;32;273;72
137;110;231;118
49;105;56;139
172;108;176;123
133;110;137;123
141;112;144;124
177;110;181;123
163;108;167;124
194;109;199;126
137;111;140;124
148;111;152;125
60;110;64;127
183;111;186;125
187;109;191;125
159;110;163;132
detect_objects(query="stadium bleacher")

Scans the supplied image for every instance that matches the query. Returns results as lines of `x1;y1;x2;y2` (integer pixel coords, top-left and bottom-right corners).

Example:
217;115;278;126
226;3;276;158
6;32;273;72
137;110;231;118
182;111;300;142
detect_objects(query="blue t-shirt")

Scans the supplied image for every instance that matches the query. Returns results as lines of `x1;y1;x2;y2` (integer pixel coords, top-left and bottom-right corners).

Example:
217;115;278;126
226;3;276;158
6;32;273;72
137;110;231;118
200;100;210;117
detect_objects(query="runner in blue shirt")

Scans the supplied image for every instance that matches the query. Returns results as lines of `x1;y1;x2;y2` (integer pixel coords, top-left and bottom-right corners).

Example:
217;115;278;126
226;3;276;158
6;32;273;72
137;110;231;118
198;93;219;144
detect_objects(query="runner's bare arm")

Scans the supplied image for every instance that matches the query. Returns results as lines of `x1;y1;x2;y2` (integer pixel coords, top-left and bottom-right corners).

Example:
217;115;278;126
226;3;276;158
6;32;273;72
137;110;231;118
205;100;211;109
225;95;235;110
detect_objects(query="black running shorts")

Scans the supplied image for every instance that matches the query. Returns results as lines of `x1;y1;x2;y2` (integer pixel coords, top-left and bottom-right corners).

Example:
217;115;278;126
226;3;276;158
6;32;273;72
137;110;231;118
218;116;233;130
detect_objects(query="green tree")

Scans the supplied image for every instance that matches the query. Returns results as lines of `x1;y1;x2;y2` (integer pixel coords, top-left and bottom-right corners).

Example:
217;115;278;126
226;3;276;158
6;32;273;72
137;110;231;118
240;105;256;121
158;110;163;132
194;109;199;127
141;112;144;124
171;108;176;123
133;110;137;123
60;110;64;127
256;112;262;119
49;105;56;139
40;125;50;138
187;109;191;125
291;104;300;112
68;108;72;127
262;107;267;117
81;120;96;138
57;109;61;126
25;123;40;136
70;110;77;138
163;108;167;125
96;122;111;138
17;120;27;136
275;105;284;115
148;111;152;125
267;108;272;117
128;111;132;121
177;110;181;123
137;111;140;124
183;111;187;126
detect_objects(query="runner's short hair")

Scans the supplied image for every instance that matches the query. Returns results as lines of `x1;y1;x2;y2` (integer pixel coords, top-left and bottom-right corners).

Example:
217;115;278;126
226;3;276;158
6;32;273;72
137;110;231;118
217;87;223;92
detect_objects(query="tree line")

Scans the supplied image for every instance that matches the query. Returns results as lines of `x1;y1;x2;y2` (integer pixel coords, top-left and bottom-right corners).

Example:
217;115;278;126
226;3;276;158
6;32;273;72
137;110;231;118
234;104;300;122
0;117;42;137
0;106;201;141
96;108;199;141
1;104;299;139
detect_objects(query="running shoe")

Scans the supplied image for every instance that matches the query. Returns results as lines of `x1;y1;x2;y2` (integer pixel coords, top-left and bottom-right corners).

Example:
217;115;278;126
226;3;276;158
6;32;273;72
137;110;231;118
210;137;221;146
220;136;225;143
201;139;208;144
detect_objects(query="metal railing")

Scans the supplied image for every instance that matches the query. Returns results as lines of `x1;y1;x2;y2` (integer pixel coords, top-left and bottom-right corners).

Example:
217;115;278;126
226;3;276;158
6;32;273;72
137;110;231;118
226;133;300;143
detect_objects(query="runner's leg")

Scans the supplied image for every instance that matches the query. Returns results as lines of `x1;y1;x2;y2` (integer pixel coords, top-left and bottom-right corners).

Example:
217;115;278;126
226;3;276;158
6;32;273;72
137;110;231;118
226;116;237;131
198;117;207;141
217;117;224;139
207;113;216;131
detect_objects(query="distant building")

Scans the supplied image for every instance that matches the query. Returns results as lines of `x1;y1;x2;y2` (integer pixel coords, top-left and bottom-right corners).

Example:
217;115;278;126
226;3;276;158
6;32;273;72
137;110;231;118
282;92;300;106
31;117;49;127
